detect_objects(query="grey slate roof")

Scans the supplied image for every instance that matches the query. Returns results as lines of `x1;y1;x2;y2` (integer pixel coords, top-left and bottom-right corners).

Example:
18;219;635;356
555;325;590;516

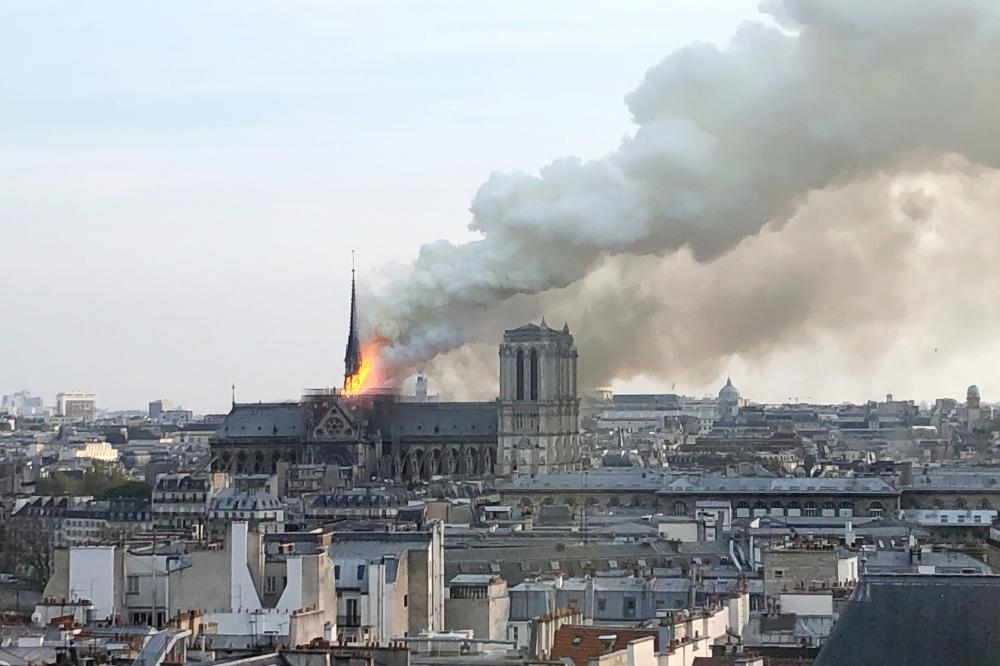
328;539;410;561
444;540;736;586
815;575;1000;666
500;472;898;496
153;473;209;492
216;403;307;440
0;647;59;666
209;489;284;512
498;468;679;492
662;476;898;495
612;394;684;408
310;488;416;508
908;468;1000;491
328;540;408;584
860;550;993;575
448;574;500;585
369;400;497;439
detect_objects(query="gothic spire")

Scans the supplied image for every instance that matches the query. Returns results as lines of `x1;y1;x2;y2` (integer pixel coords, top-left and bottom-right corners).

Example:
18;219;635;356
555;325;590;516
344;253;362;384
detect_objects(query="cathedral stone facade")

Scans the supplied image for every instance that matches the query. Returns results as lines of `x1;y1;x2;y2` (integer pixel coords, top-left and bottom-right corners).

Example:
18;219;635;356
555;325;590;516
210;317;581;482
368;399;497;481
211;391;372;481
497;321;581;477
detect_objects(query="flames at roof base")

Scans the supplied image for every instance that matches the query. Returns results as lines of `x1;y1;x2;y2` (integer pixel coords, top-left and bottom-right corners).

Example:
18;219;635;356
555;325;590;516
343;342;381;397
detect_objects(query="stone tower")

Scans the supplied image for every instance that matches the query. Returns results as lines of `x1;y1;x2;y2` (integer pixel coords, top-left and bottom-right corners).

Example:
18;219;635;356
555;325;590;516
498;320;580;477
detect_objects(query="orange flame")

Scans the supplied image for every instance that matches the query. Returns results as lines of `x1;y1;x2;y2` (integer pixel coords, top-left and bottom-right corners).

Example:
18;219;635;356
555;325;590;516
343;342;381;397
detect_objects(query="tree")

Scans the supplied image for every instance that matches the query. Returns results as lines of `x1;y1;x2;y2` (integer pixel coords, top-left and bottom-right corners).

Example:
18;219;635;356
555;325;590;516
35;462;134;498
18;529;53;591
0;521;53;590
96;480;151;500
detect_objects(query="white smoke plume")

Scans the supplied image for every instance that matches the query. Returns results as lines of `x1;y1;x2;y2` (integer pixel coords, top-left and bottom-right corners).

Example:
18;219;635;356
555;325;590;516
368;0;1000;393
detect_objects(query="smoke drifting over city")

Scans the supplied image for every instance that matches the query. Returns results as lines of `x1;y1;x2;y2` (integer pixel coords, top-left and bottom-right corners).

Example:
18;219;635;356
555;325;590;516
369;0;1000;395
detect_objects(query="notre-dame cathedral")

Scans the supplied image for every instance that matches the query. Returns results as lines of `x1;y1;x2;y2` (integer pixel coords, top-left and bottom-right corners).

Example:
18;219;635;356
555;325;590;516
497;321;581;476
210;272;580;481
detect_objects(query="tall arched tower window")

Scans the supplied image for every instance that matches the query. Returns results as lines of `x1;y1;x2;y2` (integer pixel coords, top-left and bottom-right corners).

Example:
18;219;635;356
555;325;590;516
516;349;525;400
529;349;539;401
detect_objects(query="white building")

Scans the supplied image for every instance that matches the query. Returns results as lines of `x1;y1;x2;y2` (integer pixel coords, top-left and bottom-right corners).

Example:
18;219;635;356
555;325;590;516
1;390;43;416
444;574;510;640
74;440;120;462
328;522;445;644
39;522;337;647
56;391;96;421
899;508;998;527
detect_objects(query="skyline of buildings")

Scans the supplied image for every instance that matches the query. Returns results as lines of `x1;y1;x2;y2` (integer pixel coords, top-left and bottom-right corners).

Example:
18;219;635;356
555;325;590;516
3;315;1000;665
7;0;1000;663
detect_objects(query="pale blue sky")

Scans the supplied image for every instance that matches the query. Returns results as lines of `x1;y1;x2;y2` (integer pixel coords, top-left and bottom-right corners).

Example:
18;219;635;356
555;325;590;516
1;1;764;412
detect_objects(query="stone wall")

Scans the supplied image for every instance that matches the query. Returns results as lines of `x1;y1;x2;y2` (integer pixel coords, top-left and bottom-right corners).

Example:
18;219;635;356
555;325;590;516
763;548;840;595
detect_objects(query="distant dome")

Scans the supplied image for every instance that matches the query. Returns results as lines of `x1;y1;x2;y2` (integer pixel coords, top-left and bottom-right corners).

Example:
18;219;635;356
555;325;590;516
968;385;981;399
719;377;740;403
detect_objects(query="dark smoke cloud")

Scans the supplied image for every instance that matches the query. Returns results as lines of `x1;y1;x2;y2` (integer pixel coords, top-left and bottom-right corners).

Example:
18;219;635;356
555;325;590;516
368;0;1000;395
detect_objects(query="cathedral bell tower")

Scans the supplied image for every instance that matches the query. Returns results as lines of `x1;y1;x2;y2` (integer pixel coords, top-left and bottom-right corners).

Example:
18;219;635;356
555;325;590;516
497;319;580;477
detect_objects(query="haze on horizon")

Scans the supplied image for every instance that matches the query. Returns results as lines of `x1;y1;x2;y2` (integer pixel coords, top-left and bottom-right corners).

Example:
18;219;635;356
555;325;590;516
3;0;998;414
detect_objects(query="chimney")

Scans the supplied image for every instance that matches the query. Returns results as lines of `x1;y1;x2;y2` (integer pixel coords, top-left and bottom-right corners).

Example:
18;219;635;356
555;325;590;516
900;462;913;486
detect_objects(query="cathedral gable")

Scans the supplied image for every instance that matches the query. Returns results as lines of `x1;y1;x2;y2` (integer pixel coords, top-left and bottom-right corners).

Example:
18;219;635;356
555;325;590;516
313;400;358;440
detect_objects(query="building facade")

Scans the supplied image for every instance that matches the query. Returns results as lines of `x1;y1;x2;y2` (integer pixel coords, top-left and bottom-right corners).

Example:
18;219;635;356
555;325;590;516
152;472;230;537
496;470;902;519
56;392;96;422
498;321;580;477
211;394;373;482
369;399;497;481
40;523;338;647
444;574;510;640
328;522;445;643
210;318;583;483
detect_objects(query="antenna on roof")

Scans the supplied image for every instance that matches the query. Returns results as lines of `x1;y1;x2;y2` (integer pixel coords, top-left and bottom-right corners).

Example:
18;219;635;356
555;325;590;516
232;384;236;409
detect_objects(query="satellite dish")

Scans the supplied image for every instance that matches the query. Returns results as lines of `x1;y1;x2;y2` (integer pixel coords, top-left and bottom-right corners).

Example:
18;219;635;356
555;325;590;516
31;612;42;624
